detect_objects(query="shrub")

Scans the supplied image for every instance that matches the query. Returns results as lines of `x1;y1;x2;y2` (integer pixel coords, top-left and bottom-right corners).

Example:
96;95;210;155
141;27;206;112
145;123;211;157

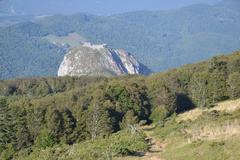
35;129;56;149
150;106;169;123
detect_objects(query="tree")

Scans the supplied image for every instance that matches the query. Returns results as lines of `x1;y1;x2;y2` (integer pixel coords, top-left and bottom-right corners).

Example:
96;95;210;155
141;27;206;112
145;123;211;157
189;72;209;108
11;107;32;150
35;129;56;149
208;57;227;75
87;104;112;139
155;85;177;113
0;97;13;152
228;57;240;74
150;107;169;124
26;107;46;140
46;108;63;142
120;110;138;129
227;72;240;99
35;81;51;96
74;108;88;142
61;108;76;144
105;82;150;122
0;99;32;154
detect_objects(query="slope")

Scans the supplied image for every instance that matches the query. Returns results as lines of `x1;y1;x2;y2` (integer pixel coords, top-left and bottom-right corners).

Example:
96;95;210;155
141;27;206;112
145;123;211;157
123;98;240;160
0;50;240;159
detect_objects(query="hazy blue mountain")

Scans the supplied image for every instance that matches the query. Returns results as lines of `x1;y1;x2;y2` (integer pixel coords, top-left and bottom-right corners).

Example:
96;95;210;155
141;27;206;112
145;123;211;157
0;0;221;16
0;15;34;27
216;0;240;11
0;0;240;79
0;22;65;79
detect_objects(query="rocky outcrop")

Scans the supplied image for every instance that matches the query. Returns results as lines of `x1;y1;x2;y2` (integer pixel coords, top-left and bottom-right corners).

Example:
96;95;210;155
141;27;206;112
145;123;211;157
58;43;152;77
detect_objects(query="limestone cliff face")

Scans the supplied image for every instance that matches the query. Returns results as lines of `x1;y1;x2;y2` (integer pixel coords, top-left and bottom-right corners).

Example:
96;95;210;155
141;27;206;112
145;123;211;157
58;43;152;77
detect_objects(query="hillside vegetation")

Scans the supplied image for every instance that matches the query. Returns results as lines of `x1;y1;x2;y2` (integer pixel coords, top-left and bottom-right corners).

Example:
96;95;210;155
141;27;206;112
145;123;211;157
0;51;240;159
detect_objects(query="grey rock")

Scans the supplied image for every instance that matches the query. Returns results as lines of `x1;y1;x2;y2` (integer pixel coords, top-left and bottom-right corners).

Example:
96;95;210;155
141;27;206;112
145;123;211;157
58;43;152;77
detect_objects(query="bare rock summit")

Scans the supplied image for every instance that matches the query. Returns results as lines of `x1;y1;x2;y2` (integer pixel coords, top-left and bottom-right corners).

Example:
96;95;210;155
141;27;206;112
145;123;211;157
58;43;152;77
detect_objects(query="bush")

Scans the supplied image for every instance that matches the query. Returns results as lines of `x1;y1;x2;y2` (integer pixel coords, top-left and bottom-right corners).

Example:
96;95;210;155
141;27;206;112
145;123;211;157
150;106;169;123
35;129;56;149
110;130;148;156
0;144;15;160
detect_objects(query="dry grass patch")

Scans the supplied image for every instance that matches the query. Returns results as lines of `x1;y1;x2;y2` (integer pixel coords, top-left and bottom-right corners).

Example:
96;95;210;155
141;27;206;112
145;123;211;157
176;108;204;122
185;119;240;142
177;98;240;122
212;98;240;112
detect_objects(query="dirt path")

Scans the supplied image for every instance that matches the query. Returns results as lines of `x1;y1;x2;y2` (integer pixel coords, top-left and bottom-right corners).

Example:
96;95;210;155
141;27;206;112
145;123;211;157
142;136;165;160
142;124;165;160
114;125;165;160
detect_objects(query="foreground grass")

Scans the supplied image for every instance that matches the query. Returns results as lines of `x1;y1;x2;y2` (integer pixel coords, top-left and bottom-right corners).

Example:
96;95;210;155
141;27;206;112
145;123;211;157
176;98;240;122
152;104;240;160
163;136;240;160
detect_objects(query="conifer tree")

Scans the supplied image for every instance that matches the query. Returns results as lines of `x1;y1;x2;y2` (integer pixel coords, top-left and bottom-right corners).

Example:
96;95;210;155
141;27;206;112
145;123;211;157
46;108;63;142
87;104;112;139
0;97;13;152
35;128;55;149
11;107;31;150
61;108;76;144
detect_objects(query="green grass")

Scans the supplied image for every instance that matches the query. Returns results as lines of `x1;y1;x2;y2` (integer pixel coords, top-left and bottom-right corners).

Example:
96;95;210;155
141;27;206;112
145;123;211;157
163;136;240;160
152;109;240;160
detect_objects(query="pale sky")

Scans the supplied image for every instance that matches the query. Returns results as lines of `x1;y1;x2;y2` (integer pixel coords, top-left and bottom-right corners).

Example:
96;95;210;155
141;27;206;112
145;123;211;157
1;0;222;15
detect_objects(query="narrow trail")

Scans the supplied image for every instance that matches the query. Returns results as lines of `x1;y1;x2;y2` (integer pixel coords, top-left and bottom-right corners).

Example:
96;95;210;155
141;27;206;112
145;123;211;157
115;125;165;160
140;125;165;160
142;136;165;160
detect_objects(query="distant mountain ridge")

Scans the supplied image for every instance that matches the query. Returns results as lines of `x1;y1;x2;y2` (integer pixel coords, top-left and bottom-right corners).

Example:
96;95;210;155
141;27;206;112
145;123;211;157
58;43;152;77
0;0;240;79
0;0;221;16
216;0;240;10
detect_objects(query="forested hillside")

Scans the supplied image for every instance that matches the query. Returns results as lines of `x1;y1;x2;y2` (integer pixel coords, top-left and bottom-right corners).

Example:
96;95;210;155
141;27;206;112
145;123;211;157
0;51;240;159
0;22;65;79
0;0;240;79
